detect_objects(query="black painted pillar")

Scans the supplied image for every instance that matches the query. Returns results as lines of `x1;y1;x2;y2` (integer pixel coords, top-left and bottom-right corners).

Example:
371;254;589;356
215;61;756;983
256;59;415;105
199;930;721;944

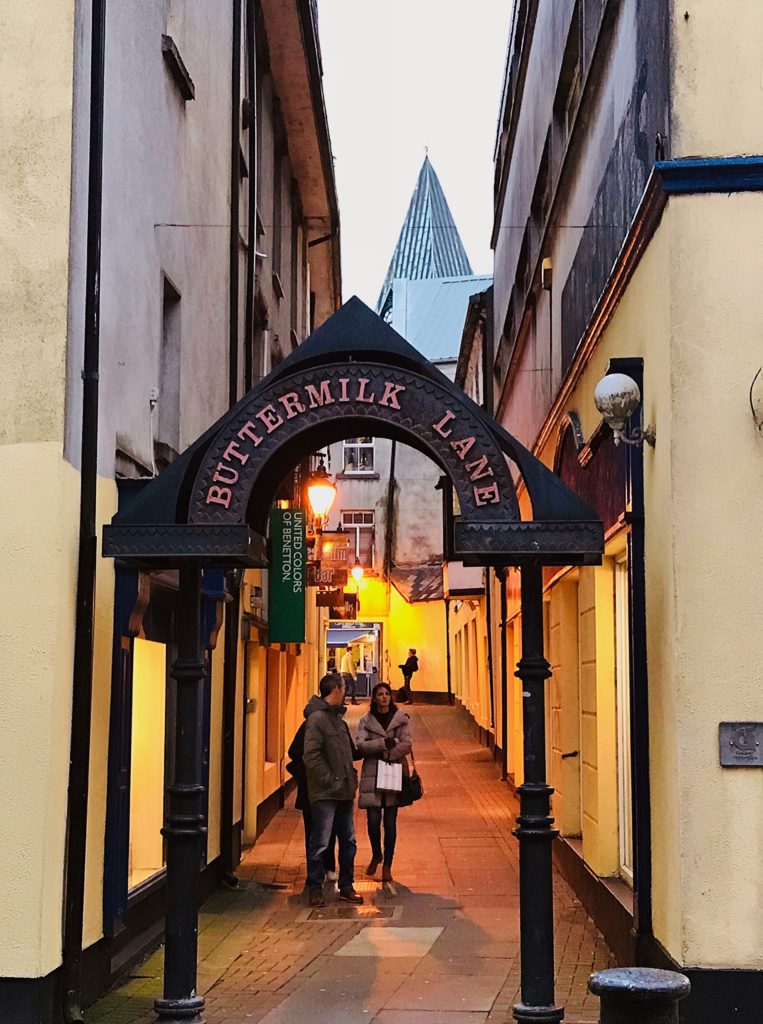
513;563;563;1024
155;566;206;1023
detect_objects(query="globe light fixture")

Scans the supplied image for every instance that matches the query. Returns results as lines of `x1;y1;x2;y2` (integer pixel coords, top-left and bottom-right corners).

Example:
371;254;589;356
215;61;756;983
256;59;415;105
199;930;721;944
306;458;337;521
351;559;364;583
594;372;656;447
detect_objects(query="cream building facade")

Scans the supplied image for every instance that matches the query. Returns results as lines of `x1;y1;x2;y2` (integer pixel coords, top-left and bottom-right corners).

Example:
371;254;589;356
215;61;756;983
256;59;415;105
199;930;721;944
0;2;339;1019
450;3;763;1021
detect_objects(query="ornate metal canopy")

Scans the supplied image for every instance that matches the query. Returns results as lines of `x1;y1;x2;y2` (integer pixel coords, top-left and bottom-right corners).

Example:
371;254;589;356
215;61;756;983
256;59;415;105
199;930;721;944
103;297;603;567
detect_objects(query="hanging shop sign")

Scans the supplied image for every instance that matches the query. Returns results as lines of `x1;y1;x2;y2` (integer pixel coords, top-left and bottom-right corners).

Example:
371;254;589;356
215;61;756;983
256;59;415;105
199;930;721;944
317;532;350;570
268;509;306;642
308;564;348;587
316;589;345;608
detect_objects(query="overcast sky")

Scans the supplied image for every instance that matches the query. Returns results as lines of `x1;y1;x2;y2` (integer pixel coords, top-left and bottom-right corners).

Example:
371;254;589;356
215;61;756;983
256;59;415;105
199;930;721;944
317;1;513;308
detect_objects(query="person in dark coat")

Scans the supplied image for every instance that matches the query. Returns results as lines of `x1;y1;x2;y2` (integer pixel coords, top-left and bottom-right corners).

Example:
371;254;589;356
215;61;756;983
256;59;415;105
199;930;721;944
286;721;337;884
397;648;419;704
302;673;363;907
355;682;412;883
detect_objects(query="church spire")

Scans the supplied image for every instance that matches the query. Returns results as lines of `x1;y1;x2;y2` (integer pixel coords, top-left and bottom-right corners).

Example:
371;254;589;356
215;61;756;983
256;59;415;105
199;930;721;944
376;156;473;314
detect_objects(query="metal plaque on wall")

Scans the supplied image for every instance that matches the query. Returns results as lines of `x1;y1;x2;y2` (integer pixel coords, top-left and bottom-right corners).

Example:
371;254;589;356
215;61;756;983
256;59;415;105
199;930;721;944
719;722;763;766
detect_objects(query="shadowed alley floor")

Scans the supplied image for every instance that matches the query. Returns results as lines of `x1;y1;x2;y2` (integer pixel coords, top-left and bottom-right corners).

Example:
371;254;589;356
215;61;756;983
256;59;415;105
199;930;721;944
86;705;615;1024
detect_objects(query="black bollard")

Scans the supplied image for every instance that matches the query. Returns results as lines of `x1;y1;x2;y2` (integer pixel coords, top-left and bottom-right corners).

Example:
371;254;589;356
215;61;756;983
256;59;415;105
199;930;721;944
589;968;690;1024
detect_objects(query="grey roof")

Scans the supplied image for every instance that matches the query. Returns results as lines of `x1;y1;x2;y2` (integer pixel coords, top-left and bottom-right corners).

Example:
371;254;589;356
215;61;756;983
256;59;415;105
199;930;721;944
377;157;473;312
389;564;444;603
389;275;492;362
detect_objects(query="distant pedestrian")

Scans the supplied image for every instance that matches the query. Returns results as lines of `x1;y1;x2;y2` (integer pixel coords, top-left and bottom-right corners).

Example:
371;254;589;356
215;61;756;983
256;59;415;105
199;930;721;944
302;673;363;907
397;648;419;704
286;720;338;885
340;645;359;704
356;682;412;883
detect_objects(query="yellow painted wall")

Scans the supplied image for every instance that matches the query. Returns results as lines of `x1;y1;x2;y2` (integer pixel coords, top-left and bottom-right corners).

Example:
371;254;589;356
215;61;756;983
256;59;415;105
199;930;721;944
671;1;763;159
533;194;763;967
0;446;78;976
449;597;493;731
0;2;75;446
0;0;85;979
548;575;582;837
77;479;117;948
387;586;447;696
207;638;225;863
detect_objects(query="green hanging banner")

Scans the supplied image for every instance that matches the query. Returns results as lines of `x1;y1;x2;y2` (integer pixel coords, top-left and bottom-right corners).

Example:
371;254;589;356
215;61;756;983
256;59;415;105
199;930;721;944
268;509;306;642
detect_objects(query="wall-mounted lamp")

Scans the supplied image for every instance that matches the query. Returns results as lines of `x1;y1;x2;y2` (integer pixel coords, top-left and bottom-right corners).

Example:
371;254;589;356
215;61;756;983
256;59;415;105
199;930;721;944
350;559;365;583
594;372;656;447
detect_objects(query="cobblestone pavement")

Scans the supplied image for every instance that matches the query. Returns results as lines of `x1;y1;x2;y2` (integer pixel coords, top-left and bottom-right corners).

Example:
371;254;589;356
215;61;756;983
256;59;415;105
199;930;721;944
86;705;615;1024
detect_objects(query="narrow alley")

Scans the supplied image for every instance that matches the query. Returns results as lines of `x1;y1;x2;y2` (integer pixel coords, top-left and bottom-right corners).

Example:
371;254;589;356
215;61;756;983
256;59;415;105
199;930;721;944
87;706;614;1024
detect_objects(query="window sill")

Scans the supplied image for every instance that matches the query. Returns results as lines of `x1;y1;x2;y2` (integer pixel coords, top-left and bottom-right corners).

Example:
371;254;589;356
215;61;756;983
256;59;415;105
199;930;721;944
337;472;380;481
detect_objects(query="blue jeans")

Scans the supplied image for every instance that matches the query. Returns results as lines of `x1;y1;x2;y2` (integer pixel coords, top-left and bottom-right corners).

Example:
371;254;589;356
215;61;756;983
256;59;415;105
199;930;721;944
367;805;398;865
306;799;357;891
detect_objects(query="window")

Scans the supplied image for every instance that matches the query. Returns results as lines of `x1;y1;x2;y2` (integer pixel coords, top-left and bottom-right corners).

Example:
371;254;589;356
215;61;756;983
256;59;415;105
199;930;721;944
554;2;582;143
342;437;375;474
129;638;168;889
341;510;375;567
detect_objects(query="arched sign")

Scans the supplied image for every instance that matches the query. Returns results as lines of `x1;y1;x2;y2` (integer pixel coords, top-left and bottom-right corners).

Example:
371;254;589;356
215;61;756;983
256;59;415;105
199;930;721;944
103;297;603;566
189;362;518;527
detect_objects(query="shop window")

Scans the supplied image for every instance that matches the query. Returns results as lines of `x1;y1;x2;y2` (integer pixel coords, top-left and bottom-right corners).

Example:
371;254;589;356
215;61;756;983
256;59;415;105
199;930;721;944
128;638;167;890
343;437;375;474
341;509;375;567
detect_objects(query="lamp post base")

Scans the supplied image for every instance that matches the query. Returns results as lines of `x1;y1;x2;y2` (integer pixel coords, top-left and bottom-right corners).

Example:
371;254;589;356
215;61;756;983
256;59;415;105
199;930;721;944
154;995;205;1022
512;1003;564;1024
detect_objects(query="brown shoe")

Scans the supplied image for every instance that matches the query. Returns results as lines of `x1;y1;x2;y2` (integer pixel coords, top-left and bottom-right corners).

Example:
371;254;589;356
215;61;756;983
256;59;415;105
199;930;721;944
366;857;381;877
382;865;393;883
338;887;363;904
308;889;326;907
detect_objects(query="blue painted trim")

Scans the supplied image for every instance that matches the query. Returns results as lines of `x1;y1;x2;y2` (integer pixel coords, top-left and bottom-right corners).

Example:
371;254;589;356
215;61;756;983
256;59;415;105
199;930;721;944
656;155;763;195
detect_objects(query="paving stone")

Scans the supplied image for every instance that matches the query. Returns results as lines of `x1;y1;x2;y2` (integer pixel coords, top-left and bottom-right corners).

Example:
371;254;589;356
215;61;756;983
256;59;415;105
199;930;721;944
86;706;616;1024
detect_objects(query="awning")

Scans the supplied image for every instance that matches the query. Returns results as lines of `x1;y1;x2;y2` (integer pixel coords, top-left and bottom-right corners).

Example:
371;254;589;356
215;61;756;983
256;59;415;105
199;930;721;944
327;628;375;647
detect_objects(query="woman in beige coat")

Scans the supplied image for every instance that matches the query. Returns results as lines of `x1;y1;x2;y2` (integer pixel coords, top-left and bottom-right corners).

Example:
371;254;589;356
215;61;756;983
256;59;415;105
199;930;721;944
355;682;412;882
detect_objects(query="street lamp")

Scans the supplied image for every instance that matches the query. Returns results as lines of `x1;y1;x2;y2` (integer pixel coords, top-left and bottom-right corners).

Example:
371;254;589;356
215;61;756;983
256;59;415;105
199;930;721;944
307;457;337;523
350;559;364;583
594;372;656;447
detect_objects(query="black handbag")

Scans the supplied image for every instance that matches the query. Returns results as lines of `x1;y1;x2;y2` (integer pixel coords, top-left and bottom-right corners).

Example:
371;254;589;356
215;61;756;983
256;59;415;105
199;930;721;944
399;752;423;806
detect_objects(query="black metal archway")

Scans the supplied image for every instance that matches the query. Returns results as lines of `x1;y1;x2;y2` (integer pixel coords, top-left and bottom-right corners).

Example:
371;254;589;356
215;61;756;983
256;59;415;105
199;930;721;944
103;297;603;1024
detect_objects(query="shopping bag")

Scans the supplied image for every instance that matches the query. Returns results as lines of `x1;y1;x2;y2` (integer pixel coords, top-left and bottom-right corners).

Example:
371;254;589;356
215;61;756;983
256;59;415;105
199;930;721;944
376;759;403;792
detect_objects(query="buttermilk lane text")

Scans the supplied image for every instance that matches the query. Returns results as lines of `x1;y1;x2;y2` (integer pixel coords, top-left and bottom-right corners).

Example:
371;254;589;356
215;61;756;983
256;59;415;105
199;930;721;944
205;375;501;509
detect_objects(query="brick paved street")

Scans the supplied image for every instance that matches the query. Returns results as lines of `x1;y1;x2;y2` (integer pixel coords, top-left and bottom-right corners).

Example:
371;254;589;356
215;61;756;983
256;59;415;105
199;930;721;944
86;705;615;1024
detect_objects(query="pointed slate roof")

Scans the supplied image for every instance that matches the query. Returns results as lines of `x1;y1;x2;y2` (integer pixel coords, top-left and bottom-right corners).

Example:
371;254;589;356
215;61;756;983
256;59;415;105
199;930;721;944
376;157;473;312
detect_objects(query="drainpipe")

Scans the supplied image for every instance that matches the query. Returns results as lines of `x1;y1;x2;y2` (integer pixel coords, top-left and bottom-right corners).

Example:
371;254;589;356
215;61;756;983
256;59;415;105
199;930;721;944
62;1;107;1020
444;598;453;705
615;357;653;954
243;0;257;381
383;440;397;578
229;0;242;406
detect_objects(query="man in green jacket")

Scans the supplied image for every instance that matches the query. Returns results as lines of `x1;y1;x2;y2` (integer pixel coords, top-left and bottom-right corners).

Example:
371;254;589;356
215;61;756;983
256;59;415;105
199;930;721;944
303;673;363;907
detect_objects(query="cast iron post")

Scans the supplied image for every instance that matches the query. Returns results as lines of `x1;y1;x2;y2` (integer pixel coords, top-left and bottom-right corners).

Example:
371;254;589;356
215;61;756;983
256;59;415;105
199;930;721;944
589;968;690;1024
512;563;563;1024
155;566;206;1023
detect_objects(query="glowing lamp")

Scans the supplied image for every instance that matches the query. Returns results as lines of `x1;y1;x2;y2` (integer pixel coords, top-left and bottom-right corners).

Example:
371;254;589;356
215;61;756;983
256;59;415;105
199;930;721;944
351;559;364;583
307;460;336;520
